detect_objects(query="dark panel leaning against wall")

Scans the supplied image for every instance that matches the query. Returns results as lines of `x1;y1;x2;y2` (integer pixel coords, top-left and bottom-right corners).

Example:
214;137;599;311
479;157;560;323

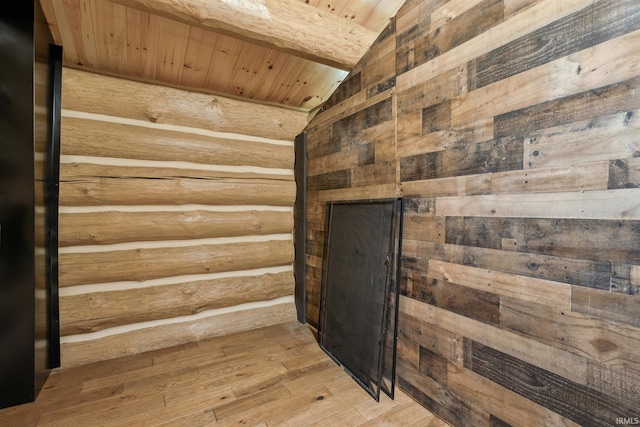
304;0;640;425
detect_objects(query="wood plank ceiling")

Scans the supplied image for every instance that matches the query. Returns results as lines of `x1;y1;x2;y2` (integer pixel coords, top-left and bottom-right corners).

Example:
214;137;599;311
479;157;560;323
39;0;404;112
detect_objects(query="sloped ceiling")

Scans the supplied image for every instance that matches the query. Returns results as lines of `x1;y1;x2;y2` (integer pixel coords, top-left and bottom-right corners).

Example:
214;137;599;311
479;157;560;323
39;0;404;112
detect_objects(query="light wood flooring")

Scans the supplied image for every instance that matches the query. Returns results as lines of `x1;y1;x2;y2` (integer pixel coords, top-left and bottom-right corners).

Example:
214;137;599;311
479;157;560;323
0;321;449;426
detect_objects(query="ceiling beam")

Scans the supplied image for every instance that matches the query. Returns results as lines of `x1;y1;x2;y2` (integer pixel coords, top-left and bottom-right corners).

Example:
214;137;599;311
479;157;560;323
107;0;379;70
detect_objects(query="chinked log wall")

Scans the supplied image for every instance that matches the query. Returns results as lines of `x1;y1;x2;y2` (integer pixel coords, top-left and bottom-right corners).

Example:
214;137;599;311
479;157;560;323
57;68;308;368
305;0;640;425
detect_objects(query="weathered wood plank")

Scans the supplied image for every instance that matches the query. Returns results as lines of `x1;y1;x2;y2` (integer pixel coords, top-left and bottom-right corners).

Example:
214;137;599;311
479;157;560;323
428;259;570;309
587;360;640;404
397;117;493;159
523;110;640;170
399;0;504;74
61;116;294;169
399;296;588;384
398;65;466;115
571;286;640;327
402;270;500;326
307;169;350;191
448;359;581;427
396;0;592;92
402;215;445;242
437;188;640;220
397;360;489;427
445;217;640;265
59;210;293;246
400;136;522;182
317;183;398;202
398;312;463;366
59;240;293;287
466;339;640;426
494;76;640;139
59;176;296;206
491;162;609;194
609;156;640;189
430;0;486;30
402;240;612;290
470;0;640;90
418;346;448;385
351;161;396;187
401;173;492;197
501;297;640;371
452;29;640;126
322;72;362;111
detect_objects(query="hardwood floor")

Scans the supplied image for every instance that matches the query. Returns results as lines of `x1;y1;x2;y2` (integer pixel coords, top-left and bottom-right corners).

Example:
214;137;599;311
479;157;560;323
0;322;449;426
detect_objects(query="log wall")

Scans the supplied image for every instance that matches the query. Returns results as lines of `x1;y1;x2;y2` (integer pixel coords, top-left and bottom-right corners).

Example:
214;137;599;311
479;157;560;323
305;1;640;425
58;68;306;368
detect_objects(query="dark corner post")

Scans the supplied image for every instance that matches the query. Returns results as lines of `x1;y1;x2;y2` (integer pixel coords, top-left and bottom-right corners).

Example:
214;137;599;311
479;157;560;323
294;132;307;324
46;42;62;369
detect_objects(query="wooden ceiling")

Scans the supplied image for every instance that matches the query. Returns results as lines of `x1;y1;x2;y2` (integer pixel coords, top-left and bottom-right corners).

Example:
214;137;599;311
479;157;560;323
39;0;404;112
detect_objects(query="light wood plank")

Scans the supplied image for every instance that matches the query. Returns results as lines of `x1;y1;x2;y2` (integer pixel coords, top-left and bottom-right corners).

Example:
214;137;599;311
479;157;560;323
59;210;292;246
59;271;294;334
59;176;296;207
62;67;308;140
60;303;296;367
437;188;640;220
59;240;293;287
107;0;377;69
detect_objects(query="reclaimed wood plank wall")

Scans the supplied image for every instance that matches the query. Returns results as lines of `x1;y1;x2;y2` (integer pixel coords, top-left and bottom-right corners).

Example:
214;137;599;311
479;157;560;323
304;0;640;425
57;68;307;368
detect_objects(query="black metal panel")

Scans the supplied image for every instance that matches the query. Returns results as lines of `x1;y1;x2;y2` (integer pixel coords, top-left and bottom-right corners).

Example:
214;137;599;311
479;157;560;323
319;199;401;401
0;1;61;409
0;2;37;409
46;43;62;370
294;132;307;324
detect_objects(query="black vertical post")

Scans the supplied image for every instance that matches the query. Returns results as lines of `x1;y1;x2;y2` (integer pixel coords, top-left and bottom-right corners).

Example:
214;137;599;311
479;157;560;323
294;132;307;324
46;43;62;369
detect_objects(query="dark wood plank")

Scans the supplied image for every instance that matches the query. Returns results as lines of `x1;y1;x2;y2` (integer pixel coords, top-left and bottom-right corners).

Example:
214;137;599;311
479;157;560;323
400;0;504;74
470;0;640;90
418;346;448;385
398;66;466;115
422;100;451;134
402;240;611;290
401;269;500;326
400;136;523;181
489;414;512;427
367;76;396;99
398;312;463;365
609;156;640;189
398;361;489;427
587;360;640;404
403;197;436;215
322;72;362;111
466;339;640;427
572;286;640;327
445;217;640;265
332;97;393;147
610;263;640;295
494;76;640;139
307;169;350;191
